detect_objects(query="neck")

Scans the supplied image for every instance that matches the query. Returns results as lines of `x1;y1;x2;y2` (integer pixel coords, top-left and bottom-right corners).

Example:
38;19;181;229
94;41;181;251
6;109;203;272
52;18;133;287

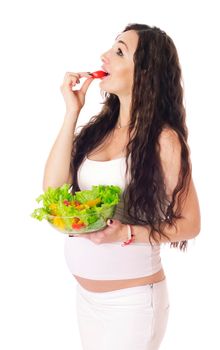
117;98;131;128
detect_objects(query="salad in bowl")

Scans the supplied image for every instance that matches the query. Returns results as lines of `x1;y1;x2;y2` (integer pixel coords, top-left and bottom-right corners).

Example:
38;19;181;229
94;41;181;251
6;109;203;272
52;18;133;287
31;184;122;234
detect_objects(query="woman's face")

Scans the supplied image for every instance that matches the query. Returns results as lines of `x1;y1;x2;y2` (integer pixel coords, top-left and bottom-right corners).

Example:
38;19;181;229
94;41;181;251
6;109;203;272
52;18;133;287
100;30;139;97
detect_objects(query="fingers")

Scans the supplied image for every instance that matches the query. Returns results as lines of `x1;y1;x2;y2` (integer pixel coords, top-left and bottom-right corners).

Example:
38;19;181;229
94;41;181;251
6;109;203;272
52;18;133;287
76;233;91;239
62;72;80;87
63;71;95;95
61;72;92;90
77;72;93;79
77;72;95;94
80;76;94;95
64;71;92;82
68;231;104;243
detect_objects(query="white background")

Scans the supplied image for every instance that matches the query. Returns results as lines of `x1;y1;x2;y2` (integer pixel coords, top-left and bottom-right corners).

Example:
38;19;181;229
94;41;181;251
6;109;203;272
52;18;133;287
0;0;219;349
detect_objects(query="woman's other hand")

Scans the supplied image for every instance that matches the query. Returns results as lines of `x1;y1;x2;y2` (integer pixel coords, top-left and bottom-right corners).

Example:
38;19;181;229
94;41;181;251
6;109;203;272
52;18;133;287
60;72;94;114
69;219;127;244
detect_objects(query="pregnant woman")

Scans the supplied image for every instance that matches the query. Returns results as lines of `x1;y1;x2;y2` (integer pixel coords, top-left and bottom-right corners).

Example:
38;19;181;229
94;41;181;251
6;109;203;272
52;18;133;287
43;23;201;350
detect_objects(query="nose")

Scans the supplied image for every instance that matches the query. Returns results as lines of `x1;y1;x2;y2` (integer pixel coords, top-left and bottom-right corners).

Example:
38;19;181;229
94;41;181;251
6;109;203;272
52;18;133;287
100;50;110;63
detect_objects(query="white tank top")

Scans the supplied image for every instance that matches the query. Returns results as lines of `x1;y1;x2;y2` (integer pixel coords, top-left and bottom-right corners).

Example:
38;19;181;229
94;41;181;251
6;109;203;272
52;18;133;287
64;156;162;280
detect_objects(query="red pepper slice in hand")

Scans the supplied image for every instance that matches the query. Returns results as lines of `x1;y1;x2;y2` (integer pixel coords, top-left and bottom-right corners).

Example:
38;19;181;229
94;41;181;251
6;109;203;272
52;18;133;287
90;70;108;79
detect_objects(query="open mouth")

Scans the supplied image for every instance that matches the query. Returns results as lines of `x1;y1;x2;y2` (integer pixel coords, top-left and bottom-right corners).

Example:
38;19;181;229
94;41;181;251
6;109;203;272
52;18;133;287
101;67;110;78
100;72;110;80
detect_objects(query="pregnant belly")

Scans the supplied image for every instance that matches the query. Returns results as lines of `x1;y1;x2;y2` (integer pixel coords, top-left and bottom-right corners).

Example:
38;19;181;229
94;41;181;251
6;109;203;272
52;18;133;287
73;268;165;292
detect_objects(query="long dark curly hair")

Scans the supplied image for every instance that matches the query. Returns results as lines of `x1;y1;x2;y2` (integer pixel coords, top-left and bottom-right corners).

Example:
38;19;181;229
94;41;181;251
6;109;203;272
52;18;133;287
70;23;192;251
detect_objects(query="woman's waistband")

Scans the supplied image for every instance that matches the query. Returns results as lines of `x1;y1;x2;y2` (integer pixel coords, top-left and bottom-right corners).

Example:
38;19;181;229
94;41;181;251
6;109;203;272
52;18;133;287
76;277;167;300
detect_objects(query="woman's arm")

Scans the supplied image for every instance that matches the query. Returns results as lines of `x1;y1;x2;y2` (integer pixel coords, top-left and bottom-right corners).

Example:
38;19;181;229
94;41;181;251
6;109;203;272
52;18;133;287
42;72;94;191
132;128;201;244
42;111;78;191
132;178;201;243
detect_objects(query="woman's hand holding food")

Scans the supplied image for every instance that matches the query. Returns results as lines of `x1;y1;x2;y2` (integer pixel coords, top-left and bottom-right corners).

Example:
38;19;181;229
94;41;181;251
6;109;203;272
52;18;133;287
70;219;128;244
60;72;94;114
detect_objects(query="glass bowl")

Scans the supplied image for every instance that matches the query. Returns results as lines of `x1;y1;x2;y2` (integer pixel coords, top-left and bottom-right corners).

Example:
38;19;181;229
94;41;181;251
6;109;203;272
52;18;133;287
46;205;116;235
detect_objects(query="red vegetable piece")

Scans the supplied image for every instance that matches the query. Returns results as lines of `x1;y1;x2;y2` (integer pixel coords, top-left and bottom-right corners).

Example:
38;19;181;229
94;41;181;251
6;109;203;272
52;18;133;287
72;223;81;229
91;70;108;79
72;221;85;230
63;200;71;206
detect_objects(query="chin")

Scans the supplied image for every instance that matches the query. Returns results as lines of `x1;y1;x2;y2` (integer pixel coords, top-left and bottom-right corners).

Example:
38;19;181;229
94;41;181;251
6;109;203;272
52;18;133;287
99;84;116;95
100;81;131;97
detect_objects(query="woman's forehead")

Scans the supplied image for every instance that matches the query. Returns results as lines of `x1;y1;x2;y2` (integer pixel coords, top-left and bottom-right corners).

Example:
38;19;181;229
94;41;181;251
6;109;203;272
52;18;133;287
115;30;139;53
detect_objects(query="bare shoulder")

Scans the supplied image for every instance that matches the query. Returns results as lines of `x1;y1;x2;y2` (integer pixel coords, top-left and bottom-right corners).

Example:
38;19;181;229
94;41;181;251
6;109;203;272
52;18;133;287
157;127;182;161
158;126;180;144
157;127;183;198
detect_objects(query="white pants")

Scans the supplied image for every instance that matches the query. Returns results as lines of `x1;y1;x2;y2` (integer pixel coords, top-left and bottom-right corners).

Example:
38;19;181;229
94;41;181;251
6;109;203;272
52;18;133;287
75;278;170;350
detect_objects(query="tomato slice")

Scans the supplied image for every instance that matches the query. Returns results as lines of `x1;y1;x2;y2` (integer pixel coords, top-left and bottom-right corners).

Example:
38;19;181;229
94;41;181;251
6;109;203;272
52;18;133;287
72;221;86;230
72;223;81;229
91;70;108;79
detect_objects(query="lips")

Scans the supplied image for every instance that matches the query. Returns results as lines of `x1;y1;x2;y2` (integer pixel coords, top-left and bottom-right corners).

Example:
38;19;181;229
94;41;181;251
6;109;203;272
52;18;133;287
101;66;110;75
101;74;110;80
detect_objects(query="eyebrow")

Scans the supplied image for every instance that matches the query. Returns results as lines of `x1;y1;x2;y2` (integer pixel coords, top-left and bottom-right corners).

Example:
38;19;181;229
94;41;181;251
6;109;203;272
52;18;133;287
115;39;129;51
